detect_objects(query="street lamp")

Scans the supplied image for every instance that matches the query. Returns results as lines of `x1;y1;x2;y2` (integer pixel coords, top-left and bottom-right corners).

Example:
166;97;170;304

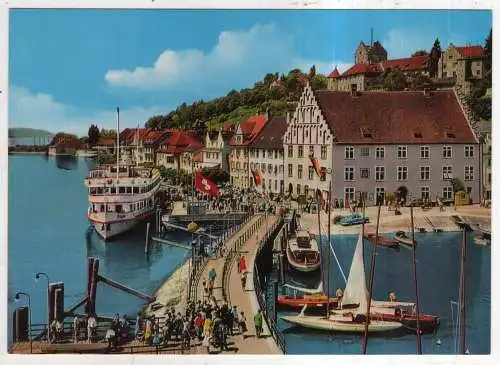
34;272;50;342
14;291;32;354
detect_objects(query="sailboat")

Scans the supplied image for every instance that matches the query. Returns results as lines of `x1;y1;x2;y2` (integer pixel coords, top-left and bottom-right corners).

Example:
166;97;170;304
281;232;404;333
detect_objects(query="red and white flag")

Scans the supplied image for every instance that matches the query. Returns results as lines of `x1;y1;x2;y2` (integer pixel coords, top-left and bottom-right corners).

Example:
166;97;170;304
195;172;219;196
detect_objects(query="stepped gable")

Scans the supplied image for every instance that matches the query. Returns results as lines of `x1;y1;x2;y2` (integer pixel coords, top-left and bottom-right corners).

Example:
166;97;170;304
314;90;477;144
250;116;287;149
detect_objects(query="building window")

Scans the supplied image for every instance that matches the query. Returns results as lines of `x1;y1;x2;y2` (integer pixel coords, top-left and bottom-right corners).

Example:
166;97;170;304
397;166;408;181
345;146;354;160
375;147;385;159
268;164;272;174
420;146;430;159
442;166;453;180
321;145;328;160
267;150;272;158
344;167;355;181
344;187;355;202
488;173;491;184
274;150;278;159
298;146;304;158
421;186;430;200
304;185;309;197
273;179;277;191
442;146;452;158
308;167;314;180
443;186;453;200
375;187;385;204
298;165;303;179
360;147;370;157
297;184;301;195
320;167;326;181
397;146;407;159
309;146;314;157
360;168;370;179
464;166;474;181
375;166;385;181
465;145;474;158
420;166;430;180
288;145;293;158
288;164;293;177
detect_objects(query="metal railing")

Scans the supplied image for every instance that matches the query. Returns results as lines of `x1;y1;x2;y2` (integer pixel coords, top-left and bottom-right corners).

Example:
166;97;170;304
253;217;286;354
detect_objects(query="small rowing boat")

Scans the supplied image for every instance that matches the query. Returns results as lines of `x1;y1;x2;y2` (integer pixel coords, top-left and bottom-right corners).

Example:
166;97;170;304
394;231;417;247
364;234;399;248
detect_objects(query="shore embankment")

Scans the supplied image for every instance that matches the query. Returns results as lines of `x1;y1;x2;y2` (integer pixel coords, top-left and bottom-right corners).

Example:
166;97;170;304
299;204;491;235
144;258;191;317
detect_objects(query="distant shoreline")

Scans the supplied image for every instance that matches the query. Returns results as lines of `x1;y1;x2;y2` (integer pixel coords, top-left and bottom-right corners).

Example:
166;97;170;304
8;151;46;155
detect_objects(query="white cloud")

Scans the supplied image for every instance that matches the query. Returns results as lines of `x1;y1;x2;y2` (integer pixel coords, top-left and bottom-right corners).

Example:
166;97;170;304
9;86;165;136
383;29;434;58
105;24;349;90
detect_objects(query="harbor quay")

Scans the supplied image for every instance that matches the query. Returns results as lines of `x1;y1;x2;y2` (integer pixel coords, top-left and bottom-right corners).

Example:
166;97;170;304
10;211;285;355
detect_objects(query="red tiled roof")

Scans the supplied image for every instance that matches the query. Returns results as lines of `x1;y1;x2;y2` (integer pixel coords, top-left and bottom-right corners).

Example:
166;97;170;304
157;131;203;154
328;68;341;78
314;90;477;144
230;114;268;146
97;138;116;146
382;55;429;72
250;116;287;149
341;63;381;77
456;45;485;59
52;138;83;149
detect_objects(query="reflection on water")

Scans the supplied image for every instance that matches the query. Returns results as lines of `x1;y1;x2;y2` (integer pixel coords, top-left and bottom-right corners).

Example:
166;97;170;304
55;155;78;170
272;233;490;354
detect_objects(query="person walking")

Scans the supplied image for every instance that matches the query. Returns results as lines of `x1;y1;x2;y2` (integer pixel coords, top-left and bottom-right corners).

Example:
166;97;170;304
208;268;217;293
238;255;247;274
253;309;263;338
240;271;247;290
72;315;79;343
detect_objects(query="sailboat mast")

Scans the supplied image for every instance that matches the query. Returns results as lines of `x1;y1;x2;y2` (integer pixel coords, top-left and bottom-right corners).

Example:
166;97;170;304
116;107;120;180
362;201;381;354
459;224;468;354
316;189;324;314
326;181;332;317
410;206;422;354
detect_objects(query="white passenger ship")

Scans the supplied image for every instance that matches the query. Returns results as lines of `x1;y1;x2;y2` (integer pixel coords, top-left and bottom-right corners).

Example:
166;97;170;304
84;107;161;240
85;165;161;240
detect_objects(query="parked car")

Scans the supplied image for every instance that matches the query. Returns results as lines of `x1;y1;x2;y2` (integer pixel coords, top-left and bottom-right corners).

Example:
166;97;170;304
340;214;369;226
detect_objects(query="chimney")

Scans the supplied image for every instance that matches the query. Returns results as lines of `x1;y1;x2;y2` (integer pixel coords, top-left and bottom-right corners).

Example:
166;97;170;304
351;84;358;97
424;88;431;97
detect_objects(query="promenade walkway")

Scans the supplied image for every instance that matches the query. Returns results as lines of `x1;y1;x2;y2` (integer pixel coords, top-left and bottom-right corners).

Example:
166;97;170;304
195;213;282;354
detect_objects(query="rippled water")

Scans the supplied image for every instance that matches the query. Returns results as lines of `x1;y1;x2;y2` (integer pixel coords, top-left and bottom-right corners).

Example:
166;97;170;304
271;232;491;354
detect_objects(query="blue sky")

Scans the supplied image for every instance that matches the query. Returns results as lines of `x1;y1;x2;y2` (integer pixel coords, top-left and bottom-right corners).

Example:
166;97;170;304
8;9;491;136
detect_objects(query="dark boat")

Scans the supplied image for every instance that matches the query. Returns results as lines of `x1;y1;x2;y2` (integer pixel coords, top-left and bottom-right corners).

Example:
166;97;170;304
364;234;399;249
394;230;417;247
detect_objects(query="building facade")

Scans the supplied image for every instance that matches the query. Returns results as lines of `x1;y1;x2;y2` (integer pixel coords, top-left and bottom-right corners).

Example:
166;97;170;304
199;130;226;170
476;120;492;203
156;131;203;174
248;116;287;195
229;114;268;190
284;84;480;205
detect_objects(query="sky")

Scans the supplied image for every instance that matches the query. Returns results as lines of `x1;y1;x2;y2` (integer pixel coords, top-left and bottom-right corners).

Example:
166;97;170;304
8;9;492;136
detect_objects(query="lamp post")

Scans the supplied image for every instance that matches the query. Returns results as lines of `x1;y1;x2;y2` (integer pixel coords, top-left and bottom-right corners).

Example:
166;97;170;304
34;272;50;342
14;291;32;354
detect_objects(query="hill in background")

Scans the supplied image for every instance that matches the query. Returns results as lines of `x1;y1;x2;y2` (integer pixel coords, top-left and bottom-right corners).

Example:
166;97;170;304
9;127;54;139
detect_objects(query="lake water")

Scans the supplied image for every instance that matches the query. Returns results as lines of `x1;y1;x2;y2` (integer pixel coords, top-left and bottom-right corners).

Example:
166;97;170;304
271;232;491;354
7;155;203;348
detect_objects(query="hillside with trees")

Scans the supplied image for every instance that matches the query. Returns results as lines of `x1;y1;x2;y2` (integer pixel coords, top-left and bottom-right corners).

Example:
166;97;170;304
145;67;327;131
8;127;53;139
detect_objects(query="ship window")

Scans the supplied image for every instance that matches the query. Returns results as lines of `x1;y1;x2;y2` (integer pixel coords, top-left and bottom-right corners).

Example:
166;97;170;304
119;187;125;194
116;205;123;213
126;187;132;194
130;204;133;212
111;187;116;194
100;205;104;212
133;187;139;194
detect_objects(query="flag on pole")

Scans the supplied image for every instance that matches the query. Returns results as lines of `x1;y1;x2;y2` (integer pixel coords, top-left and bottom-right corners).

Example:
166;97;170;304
252;169;263;186
194;172;219;196
309;155;322;177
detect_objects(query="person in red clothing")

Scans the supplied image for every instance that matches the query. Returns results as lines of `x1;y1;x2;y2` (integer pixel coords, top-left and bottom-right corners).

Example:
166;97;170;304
238;256;247;274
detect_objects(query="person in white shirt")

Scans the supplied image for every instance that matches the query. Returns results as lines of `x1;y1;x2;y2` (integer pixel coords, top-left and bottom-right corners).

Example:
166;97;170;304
87;315;97;343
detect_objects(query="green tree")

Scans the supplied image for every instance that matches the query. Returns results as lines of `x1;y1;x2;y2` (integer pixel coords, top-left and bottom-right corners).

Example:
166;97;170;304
100;129;117;138
484;28;492;81
309;65;317;78
310;75;328;90
412;50;428;57
383;69;407;91
427;38;442;78
451;178;465;194
87;124;100;145
158;166;178;183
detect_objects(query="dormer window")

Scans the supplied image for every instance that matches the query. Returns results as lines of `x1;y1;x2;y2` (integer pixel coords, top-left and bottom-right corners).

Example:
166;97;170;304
360;127;373;138
446;132;456;138
414;132;423;138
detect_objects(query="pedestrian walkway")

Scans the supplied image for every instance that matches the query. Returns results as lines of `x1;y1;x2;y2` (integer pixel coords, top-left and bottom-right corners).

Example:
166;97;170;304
196;213;282;354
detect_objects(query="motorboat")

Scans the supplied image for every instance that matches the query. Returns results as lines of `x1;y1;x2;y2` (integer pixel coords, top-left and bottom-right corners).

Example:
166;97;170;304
286;230;321;272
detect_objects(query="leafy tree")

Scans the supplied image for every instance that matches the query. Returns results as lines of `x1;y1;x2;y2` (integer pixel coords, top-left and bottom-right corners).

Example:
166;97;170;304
412;50;428;57
408;73;432;90
310;75;327;90
450;178;465;194
100;129;117;138
309;65;317;78
158;166;178;183
484;28;492;81
50;132;78;145
383;69;407;91
427;38;442;78
87;124;100;145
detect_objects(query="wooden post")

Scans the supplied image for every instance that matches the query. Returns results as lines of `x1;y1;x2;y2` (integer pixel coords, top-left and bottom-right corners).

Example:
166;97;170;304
279;253;285;284
273;281;279;323
145;222;151;254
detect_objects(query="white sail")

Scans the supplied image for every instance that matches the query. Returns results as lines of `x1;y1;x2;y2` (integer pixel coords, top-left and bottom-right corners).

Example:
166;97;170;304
341;233;368;312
